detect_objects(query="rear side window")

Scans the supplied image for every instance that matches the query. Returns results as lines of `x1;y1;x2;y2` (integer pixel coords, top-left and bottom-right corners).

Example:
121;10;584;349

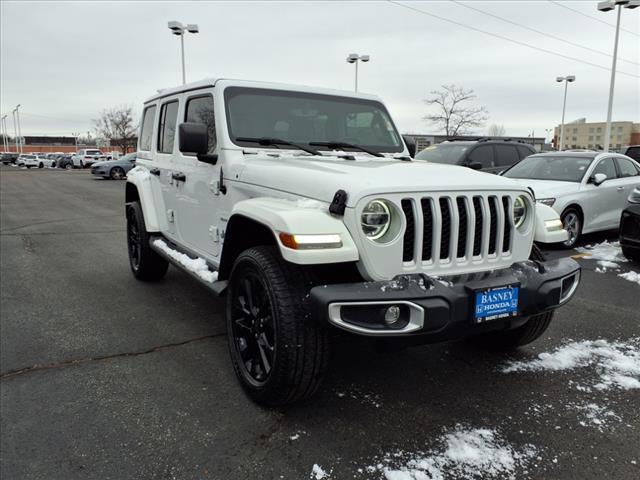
616;157;639;177
467;145;494;168
157;101;179;154
185;95;216;154
140;105;157;151
516;145;534;160
494;145;520;167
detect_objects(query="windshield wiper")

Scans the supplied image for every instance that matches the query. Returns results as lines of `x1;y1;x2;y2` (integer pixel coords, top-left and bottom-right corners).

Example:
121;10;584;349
236;137;321;156
309;141;385;158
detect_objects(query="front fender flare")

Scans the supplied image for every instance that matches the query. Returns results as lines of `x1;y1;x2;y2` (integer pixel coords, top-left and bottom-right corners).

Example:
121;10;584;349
534;203;568;244
126;167;165;232
230;197;359;264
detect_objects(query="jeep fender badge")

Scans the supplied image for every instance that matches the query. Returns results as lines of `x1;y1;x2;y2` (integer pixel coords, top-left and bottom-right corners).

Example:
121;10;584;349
329;189;348;216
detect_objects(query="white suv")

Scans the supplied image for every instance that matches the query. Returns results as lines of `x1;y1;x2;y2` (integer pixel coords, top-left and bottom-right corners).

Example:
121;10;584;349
125;78;580;405
72;148;108;168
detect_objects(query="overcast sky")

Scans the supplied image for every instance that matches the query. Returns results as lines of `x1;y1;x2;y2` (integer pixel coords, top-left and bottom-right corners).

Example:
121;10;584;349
1;0;638;140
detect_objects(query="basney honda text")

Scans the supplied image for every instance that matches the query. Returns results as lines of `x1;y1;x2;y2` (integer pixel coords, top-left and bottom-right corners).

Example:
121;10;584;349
124;78;581;406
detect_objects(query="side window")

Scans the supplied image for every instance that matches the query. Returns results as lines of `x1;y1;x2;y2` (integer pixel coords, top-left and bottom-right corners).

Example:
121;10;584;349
140;105;156;151
616;158;639;178
592;158;617;180
157;101;179;154
467;145;494;168
624;147;640;162
494;145;520;167
185;95;216;154
516;145;534;160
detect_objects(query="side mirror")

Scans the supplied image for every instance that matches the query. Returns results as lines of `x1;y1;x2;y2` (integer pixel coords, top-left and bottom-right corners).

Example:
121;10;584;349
179;122;218;164
591;173;607;185
402;135;416;158
468;161;483;170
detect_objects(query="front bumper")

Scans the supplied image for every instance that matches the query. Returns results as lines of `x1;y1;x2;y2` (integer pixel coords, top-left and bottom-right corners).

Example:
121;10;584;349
310;258;580;340
91;168;107;176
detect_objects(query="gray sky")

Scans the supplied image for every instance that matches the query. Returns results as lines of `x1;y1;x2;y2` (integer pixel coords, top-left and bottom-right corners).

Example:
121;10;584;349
1;0;638;140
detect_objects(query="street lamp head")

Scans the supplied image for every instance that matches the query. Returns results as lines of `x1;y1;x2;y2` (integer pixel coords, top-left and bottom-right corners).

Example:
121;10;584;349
168;20;184;34
625;0;639;8
186;24;199;33
346;53;359;63
566;75;576;82
597;1;616;11
556;76;564;82
360;55;370;62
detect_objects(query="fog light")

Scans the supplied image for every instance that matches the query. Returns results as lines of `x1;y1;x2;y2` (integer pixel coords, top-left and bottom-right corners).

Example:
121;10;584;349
384;305;401;325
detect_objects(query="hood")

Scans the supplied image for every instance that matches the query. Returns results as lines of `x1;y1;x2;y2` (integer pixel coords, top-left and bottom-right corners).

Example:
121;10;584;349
237;154;530;207
508;179;580;199
92;160;116;168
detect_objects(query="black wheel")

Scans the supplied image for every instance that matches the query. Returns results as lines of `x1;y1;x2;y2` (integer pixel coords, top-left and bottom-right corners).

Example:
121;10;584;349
561;207;582;248
126;201;168;281
65;163;73;170
226;246;328;406
80;160;84;168
110;166;125;180
51;161;56;168
468;245;553;351
38;163;44;168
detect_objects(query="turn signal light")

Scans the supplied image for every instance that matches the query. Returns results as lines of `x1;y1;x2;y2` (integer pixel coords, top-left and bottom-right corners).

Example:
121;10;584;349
278;233;342;250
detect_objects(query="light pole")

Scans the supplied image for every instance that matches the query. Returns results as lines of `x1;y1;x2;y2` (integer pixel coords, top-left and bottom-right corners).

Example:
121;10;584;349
346;53;370;92
168;21;199;85
15;104;23;153
597;0;638;152
556;75;575;151
1;115;8;152
11;108;19;154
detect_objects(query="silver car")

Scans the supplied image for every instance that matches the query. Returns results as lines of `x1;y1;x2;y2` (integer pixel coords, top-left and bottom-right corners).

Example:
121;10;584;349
503;151;640;247
90;152;137;179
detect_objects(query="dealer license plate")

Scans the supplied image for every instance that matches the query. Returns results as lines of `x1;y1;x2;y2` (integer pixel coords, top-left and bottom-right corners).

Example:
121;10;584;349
473;285;519;323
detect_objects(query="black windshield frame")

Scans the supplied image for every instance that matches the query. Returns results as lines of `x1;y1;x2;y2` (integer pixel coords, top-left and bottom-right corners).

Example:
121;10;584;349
223;87;404;154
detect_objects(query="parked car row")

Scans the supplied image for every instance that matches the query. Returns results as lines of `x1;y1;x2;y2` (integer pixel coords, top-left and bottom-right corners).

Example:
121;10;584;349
412;143;640;251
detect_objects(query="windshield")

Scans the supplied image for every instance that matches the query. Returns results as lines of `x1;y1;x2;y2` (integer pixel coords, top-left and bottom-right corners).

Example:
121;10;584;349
414;143;470;164
86;150;101;155
224;87;403;153
503;155;593;182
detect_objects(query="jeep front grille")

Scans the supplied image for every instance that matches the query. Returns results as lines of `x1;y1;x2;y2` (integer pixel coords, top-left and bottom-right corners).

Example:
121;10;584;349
401;194;514;265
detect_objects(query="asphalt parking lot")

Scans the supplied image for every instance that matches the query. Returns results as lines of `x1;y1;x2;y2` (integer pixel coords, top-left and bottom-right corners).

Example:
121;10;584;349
1;165;638;480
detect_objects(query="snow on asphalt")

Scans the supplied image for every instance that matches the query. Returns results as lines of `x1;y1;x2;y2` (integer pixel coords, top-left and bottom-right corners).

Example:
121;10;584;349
502;338;640;391
618;271;640;286
362;426;537;480
575;241;640;285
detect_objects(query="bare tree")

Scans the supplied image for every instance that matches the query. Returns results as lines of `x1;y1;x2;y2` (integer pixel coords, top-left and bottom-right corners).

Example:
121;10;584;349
93;106;138;153
423;85;488;137
486;124;506;137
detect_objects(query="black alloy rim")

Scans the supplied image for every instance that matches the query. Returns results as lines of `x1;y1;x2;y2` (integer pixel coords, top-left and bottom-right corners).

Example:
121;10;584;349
127;208;141;270
230;272;276;385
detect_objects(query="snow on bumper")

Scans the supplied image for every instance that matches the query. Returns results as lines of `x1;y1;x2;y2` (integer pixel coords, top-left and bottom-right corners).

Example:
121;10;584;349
310;257;580;338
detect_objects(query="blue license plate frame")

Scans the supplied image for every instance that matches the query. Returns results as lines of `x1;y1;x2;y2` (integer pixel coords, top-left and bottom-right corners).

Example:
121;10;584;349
473;284;520;323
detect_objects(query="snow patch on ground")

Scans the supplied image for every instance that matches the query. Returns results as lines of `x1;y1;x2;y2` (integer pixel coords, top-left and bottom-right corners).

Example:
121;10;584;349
618;271;640;286
576;240;627;263
575;402;621;430
502;338;640;391
152;239;218;283
595;259;620;273
311;464;330;479
335;386;382;408
364;426;536;480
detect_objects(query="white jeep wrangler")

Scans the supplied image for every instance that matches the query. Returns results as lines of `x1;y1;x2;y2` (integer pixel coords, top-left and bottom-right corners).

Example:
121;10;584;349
125;78;580;406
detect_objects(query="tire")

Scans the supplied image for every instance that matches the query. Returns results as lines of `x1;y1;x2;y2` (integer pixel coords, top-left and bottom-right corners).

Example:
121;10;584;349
226;246;329;406
126;201;168;281
110;166;125;180
65;163;73;170
80;160;84;168
38;163;44;168
468;244;553;351
622;246;640;264
561;207;582;248
51;162;56;168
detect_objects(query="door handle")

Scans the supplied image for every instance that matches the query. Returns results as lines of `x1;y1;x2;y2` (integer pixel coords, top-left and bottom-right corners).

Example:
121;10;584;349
150;168;160;176
171;172;186;182
617;186;624;191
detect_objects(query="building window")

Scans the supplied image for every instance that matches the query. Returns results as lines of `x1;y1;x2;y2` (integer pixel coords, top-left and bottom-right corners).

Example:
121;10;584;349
573;128;578;133
572;136;577;141
617;126;623;132
617;134;622;140
588;135;594;141
589;128;594;133
596;135;601;141
597;127;602;133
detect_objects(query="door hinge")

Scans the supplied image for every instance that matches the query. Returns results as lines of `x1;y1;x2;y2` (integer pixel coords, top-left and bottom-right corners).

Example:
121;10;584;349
209;226;220;243
167;209;175;223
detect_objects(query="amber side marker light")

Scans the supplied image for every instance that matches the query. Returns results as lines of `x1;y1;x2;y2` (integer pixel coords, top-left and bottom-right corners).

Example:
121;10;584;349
278;233;342;250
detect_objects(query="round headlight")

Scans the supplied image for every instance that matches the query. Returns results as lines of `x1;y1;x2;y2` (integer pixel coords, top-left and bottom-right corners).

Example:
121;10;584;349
513;195;528;229
361;199;391;240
